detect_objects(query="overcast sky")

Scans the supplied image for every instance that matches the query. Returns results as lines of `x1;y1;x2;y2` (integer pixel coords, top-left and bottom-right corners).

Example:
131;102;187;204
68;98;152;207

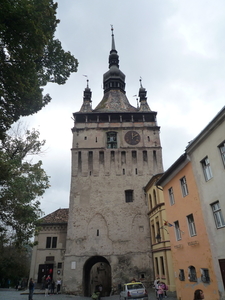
19;0;225;216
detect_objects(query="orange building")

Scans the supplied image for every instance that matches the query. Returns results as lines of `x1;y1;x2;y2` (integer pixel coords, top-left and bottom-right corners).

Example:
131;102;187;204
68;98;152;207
157;154;220;300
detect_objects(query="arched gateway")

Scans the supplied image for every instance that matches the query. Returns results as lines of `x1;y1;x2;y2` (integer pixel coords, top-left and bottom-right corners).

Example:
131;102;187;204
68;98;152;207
83;256;111;297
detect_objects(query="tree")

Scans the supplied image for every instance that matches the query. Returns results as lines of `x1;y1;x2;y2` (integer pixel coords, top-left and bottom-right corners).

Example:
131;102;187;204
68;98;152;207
0;0;78;139
0;125;50;247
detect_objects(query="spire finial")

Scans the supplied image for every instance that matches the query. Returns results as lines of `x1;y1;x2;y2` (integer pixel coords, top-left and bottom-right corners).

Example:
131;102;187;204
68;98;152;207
83;75;89;87
111;24;114;35
139;76;143;88
110;25;116;50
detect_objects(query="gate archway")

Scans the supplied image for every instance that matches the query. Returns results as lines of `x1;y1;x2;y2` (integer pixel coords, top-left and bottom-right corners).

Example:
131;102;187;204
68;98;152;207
83;256;111;297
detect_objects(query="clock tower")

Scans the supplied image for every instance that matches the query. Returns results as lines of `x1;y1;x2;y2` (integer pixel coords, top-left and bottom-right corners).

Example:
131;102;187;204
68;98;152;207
63;28;163;295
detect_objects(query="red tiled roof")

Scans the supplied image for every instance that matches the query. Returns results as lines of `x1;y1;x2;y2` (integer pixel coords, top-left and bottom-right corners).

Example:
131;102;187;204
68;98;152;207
40;208;69;224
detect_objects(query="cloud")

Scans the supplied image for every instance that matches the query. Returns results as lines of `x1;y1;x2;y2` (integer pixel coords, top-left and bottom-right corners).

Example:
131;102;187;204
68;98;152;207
16;0;225;215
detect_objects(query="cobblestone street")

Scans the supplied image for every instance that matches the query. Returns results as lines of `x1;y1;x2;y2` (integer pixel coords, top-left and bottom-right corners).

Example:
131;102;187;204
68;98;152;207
0;289;177;300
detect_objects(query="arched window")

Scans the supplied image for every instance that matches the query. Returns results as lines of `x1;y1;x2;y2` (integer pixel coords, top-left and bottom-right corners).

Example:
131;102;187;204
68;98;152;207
188;266;197;282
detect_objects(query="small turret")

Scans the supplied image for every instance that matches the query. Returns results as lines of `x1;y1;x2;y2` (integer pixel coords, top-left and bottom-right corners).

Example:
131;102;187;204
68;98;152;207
138;78;151;112
79;79;92;112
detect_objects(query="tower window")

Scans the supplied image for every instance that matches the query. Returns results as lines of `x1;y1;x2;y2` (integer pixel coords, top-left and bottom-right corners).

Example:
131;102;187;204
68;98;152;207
143;151;148;162
125;190;133;203
107;132;117;148
99;151;104;164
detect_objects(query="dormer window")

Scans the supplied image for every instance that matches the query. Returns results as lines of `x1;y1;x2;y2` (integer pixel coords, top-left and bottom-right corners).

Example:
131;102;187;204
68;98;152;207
107;132;117;148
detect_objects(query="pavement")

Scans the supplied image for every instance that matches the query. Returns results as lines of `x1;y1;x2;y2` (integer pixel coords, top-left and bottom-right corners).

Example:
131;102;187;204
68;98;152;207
0;288;177;300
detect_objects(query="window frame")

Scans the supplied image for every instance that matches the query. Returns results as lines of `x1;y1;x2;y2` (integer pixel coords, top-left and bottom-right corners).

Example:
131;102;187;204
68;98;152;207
201;268;210;283
46;236;57;249
107;132;117;149
211;201;225;228
46;237;51;248
174;220;181;241
201;156;213;181
168;187;175;205
188;266;197;282
180;176;188;197
125;190;133;203
187;214;197;237
179;269;185;281
218;141;225;167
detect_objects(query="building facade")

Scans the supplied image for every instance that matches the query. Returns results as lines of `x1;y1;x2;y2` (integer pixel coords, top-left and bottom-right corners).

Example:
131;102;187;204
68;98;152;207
63;29;163;295
186;106;225;300
145;174;176;293
157;106;225;300
29;209;68;287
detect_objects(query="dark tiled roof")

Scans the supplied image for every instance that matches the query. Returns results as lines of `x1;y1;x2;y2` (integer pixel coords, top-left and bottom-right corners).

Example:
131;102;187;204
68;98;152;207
40;208;69;224
94;90;137;112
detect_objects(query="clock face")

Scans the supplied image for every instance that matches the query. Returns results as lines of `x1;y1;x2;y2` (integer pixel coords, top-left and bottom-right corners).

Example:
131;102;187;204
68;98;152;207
124;131;141;145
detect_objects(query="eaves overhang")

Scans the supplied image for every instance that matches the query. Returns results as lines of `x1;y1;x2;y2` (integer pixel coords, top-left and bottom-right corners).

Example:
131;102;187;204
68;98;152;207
186;105;225;154
156;153;190;188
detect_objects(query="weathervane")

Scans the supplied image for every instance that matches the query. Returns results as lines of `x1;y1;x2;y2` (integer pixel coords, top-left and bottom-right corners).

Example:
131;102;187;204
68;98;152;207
83;74;89;87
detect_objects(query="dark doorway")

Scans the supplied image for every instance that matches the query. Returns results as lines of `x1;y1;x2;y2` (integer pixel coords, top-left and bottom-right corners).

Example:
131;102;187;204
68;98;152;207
83;256;111;297
219;259;225;288
37;264;54;284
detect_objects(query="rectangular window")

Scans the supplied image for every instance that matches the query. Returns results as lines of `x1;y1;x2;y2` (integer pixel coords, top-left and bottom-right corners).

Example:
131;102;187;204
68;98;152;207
46;237;51;248
58;262;62;269
125;190;133;203
211;201;225;228
52;237;57;248
151;223;156;244
155;257;159;275
46;237;57;248
168;187;175;205
107;132;117;148
218;141;225;167
174;221;181;241
201;268;210;283
179;269;185;281
201;157;213;181
187;214;197;236
160;256;165;276
143;151;148;162
180;176;188;197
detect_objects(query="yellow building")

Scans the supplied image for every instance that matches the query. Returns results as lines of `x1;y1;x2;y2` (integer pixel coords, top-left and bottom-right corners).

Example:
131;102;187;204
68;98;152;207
157;154;220;300
145;174;176;293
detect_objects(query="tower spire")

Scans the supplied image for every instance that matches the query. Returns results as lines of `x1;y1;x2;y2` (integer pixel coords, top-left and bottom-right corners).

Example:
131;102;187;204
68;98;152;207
93;27;136;112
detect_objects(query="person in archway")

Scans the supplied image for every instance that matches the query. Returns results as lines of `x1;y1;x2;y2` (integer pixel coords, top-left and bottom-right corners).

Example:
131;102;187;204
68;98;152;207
193;289;204;300
98;284;103;299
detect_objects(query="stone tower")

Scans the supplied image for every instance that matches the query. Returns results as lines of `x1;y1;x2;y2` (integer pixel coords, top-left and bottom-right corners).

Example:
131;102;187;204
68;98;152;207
63;28;163;296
